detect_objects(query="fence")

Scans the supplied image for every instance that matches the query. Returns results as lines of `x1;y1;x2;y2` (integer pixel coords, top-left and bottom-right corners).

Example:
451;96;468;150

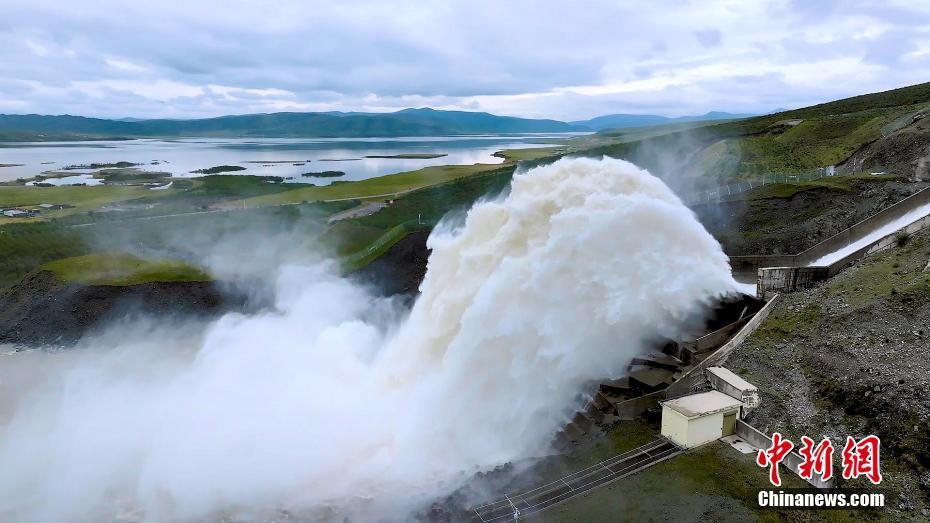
472;439;682;521
684;168;835;205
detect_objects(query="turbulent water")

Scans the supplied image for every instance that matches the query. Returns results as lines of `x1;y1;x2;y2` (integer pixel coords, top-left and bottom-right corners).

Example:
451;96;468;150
0;157;737;522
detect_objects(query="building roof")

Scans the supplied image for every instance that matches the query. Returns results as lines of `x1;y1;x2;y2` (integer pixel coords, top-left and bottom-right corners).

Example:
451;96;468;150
661;390;743;419
706;366;757;392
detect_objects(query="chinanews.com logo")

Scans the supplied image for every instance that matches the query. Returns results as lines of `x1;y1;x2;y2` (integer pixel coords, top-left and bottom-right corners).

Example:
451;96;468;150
754;433;885;509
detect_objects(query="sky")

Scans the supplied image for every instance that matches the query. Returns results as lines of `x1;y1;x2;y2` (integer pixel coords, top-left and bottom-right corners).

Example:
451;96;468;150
1;0;930;121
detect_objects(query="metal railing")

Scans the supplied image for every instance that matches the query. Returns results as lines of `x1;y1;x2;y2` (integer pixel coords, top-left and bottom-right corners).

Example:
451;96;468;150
684;167;836;205
472;438;682;521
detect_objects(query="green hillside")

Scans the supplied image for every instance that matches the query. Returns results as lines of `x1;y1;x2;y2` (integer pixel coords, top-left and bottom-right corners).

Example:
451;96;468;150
0;108;582;139
586;81;930;182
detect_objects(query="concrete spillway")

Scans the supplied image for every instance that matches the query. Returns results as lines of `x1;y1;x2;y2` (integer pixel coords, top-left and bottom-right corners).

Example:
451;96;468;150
808;201;930;266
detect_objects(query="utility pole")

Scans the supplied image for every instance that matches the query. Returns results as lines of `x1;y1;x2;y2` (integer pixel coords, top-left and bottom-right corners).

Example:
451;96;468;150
506;495;520;521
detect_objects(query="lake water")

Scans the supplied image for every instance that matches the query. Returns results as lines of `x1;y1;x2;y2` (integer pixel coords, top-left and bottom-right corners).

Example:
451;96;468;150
0;135;580;184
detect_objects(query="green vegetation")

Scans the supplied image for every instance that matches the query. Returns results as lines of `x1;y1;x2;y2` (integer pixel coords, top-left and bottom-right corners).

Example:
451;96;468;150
0;221;87;285
727;173;901;201
753;303;821;342
301;171;345;178
353;166;514;229
493;146;563;162
238;163;509;206
190;165;246;174
64;161;139;170
340;221;431;271
540;442;868;523
165;175;287;200
0;109;580;139
587;82;930;181
316;221;387;257
4;82;930;283
41;252;210;286
94;168;171;183
0;202;350;287
822;232;930;309
0;185;169;223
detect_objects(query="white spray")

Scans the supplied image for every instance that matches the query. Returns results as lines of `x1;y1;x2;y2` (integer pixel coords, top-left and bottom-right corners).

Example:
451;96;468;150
0;157;737;522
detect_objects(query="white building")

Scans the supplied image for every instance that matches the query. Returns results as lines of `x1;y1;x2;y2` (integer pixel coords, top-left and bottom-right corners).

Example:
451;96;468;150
660;391;743;448
706;366;760;409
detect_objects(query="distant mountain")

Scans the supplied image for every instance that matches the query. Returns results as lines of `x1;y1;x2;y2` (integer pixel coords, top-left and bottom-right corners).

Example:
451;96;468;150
0;108;584;140
571;111;757;131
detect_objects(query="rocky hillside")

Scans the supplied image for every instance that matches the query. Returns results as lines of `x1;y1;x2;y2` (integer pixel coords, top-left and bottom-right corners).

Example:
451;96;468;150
0;253;248;347
839;112;930;181
694;175;930;255
725;228;930;519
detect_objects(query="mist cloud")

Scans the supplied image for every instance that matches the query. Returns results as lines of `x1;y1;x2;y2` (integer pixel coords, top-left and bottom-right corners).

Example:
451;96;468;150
0;157;737;522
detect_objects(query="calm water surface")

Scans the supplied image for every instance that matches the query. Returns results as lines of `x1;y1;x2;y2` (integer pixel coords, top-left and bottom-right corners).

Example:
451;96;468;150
0;135;581;184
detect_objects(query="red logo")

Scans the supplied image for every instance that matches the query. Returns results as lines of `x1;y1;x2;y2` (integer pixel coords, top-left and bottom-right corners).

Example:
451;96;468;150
756;432;794;486
798;436;834;481
756;433;882;486
841;435;882;485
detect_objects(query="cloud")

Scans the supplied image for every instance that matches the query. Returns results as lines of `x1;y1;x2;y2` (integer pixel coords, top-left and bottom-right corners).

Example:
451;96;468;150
0;0;928;120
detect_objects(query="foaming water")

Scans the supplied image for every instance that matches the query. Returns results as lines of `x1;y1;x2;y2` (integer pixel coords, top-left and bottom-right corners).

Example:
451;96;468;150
0;157;737;522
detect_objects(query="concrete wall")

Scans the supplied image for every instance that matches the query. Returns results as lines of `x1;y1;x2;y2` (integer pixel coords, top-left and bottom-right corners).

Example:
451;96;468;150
797;185;930;266
756;267;830;300
706;367;760;409
730;186;930;282
667;294;781;398
686;410;731;448
735;419;834;489
688;318;750;354
660;407;690;447
827;211;930;275
612;295;781;419
729;254;796;277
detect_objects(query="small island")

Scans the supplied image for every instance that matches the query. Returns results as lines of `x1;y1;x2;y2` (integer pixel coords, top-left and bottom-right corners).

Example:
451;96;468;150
363;153;447;159
64;161;139;170
189;165;246;174
301;171;346;178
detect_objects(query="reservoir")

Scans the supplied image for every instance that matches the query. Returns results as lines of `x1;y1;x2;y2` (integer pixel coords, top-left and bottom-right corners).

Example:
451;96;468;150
0;134;579;184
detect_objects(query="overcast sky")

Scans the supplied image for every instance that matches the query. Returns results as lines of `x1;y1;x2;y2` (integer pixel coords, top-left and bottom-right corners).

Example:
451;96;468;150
2;0;929;120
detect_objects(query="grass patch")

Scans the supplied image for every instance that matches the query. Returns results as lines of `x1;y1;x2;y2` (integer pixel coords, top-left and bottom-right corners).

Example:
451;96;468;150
340;222;429;272
236;163;507;206
753;303;821;342
493;147;563;162
41;252;211;286
540;442;868;523
0;185;167;223
353;166;515;229
823;233;930;309
317;221;387;257
190;165;246;174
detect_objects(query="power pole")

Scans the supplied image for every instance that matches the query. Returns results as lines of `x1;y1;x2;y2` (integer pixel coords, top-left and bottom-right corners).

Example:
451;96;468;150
506;495;520;521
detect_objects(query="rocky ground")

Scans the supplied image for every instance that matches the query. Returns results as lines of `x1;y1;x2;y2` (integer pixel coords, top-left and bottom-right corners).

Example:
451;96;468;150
350;230;430;297
839;115;930;181
694;177;930;255
725;227;930;520
0;270;249;347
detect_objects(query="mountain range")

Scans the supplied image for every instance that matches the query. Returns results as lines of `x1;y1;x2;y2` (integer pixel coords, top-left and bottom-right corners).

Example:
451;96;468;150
0;108;756;140
570;111;757;131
